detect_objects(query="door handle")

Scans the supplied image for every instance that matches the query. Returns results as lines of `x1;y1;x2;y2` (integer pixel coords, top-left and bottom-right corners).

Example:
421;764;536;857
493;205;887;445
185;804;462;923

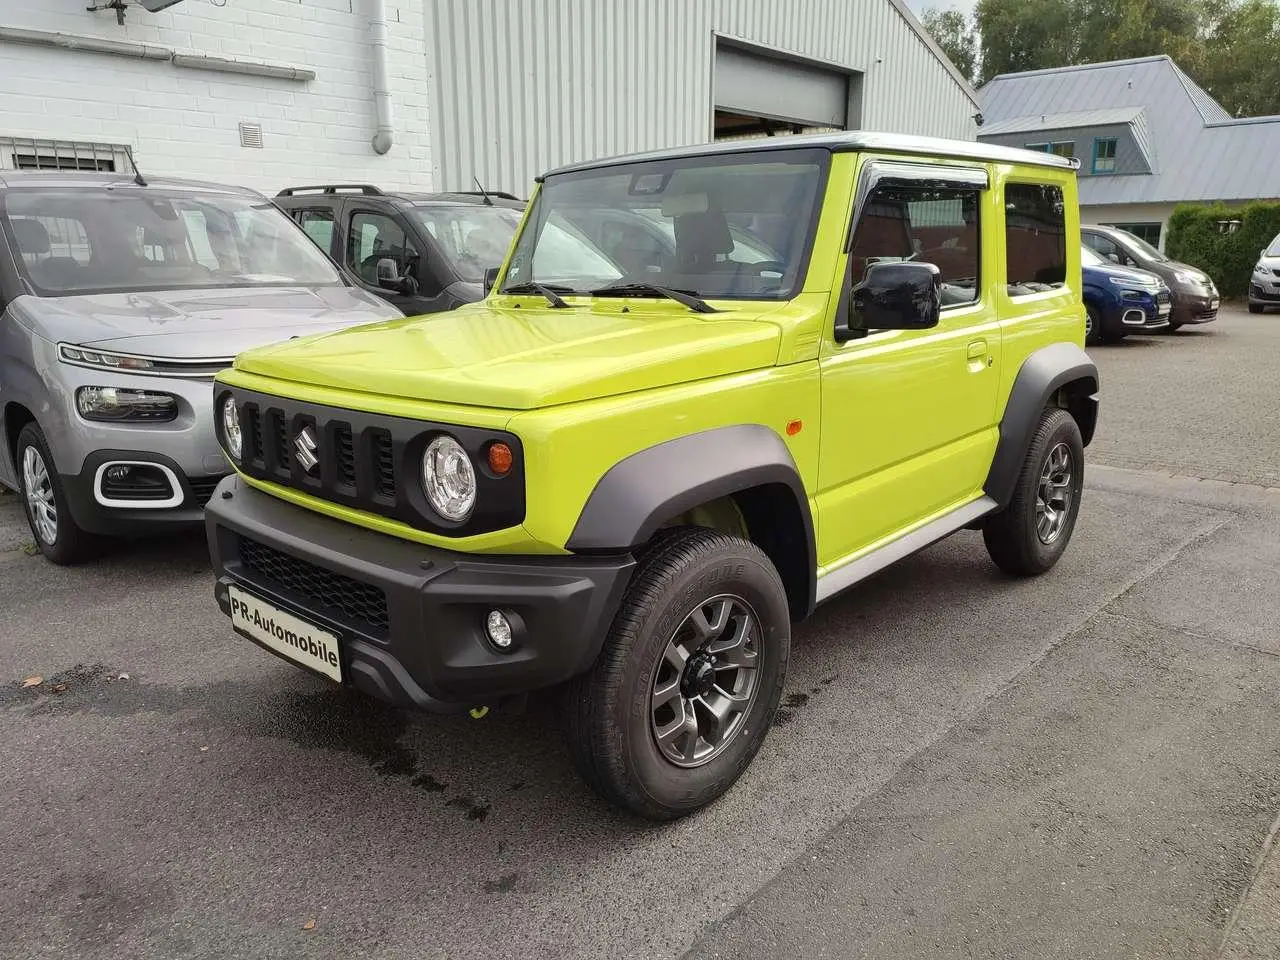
967;339;988;360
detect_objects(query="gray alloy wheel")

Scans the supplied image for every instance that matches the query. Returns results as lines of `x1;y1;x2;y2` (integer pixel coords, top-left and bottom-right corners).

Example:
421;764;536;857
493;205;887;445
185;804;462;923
21;444;58;545
1035;442;1074;545
649;594;761;768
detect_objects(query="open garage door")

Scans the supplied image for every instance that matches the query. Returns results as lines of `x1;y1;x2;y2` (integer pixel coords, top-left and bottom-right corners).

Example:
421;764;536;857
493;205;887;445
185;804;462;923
713;42;855;141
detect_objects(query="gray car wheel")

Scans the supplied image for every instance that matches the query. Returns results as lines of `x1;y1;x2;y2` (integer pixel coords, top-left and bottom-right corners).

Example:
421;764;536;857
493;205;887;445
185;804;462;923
15;423;101;565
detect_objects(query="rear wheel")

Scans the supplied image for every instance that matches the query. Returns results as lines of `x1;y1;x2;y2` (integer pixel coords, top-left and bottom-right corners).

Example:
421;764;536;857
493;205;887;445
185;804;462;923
983;408;1084;577
565;528;790;820
15;423;102;565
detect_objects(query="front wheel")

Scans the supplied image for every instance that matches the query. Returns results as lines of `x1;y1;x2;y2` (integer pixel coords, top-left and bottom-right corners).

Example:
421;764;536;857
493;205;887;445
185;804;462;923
565;529;790;820
15;423;101;565
982;407;1085;577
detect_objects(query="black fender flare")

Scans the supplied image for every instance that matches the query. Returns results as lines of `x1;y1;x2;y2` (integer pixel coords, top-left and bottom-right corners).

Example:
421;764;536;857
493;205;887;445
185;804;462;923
984;342;1099;509
566;424;817;613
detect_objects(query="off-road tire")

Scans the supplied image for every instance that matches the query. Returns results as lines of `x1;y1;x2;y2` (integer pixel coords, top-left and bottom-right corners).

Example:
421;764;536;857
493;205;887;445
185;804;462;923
982;407;1084;577
565;528;790;820
15;423;102;565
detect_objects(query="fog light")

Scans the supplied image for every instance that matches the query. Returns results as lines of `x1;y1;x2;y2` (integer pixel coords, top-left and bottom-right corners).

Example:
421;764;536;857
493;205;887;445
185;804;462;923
105;464;131;482
485;610;514;650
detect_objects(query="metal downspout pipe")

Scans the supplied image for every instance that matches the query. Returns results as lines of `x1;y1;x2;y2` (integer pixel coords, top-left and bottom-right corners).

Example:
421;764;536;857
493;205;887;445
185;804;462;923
369;0;394;155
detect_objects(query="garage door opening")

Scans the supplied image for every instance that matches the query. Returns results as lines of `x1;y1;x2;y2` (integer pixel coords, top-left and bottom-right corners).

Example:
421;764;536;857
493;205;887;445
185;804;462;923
713;41;859;142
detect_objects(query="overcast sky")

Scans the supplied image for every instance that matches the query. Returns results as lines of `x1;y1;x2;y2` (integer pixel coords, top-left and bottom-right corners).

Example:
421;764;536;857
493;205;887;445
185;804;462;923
904;0;978;17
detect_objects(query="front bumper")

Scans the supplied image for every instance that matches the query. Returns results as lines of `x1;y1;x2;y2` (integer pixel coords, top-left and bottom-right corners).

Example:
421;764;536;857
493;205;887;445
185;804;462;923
61;448;226;536
1171;290;1220;324
206;476;635;711
1249;283;1280;305
1112;302;1170;333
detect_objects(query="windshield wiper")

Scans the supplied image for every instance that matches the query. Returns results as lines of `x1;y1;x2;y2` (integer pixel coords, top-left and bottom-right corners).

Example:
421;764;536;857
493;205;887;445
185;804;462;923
590;282;718;314
502;281;574;309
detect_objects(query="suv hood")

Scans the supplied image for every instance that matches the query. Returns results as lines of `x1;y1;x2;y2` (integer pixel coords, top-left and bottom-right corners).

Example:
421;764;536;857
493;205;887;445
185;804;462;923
233;301;785;410
13;286;401;359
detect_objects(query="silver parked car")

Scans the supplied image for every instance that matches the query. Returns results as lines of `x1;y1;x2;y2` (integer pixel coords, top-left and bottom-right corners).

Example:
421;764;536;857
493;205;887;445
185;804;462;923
0;171;402;563
1249;232;1280;314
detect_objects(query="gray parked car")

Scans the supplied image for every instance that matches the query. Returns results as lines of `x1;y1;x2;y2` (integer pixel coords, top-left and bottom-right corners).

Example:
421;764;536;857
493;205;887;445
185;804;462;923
0;171;401;563
1248;233;1280;313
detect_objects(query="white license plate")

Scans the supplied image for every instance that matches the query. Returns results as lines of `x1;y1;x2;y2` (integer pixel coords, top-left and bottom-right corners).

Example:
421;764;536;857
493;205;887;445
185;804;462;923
1210;298;1220;310
228;585;342;682
1158;303;1171;316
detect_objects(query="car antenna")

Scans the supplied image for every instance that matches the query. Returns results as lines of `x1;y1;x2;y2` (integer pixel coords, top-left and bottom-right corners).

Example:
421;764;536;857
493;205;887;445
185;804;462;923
472;176;493;206
124;145;147;187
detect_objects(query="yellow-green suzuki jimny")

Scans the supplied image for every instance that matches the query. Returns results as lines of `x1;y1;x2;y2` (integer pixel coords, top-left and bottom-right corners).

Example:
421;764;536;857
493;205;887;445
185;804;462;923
208;133;1096;819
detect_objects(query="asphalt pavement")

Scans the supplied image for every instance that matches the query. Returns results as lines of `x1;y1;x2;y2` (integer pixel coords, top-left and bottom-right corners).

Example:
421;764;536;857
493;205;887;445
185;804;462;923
1;305;1278;959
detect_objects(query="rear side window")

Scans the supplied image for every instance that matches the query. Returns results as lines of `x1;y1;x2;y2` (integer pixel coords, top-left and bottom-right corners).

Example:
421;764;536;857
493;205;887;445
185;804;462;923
1005;183;1066;295
848;183;981;307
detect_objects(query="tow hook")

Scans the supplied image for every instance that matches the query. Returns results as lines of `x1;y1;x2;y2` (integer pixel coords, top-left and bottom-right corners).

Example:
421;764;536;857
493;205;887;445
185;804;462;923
469;706;490;719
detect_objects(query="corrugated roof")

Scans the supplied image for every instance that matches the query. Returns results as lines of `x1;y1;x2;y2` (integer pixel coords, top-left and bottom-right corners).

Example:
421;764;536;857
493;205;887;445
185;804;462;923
978;107;1144;137
978;56;1280;203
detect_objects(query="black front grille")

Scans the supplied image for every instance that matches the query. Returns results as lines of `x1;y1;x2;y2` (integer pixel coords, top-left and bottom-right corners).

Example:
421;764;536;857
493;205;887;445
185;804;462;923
101;464;174;501
238;536;389;636
335;425;356;488
187;475;226;506
222;388;525;537
1156;290;1171;305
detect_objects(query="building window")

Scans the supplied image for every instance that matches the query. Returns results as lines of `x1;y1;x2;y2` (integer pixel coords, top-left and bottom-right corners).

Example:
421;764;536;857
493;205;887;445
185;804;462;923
1004;183;1066;296
1106;222;1162;248
0;137;129;172
1026;141;1075;158
1092;138;1118;174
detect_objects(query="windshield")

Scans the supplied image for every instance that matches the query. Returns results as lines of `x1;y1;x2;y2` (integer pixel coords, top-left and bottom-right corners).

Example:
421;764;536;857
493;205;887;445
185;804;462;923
1116;229;1168;262
411;204;522;282
3;188;342;296
500;149;829;301
1266;234;1280;257
1080;244;1105;267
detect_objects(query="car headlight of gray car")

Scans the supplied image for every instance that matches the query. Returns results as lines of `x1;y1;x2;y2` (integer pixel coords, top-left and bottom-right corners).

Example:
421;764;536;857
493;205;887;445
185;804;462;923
221;396;243;461
76;386;178;422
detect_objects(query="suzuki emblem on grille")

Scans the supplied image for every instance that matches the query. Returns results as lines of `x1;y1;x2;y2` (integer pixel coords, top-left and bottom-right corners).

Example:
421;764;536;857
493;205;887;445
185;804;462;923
294;425;319;473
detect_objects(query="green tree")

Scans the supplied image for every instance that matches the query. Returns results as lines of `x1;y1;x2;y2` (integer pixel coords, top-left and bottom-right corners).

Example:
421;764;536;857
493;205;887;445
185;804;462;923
973;0;1280;118
1196;0;1280;115
919;7;980;84
974;0;1086;83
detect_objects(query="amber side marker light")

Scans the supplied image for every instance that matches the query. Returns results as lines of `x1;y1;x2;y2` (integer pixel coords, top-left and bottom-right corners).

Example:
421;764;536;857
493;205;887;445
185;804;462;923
786;419;803;436
487;442;514;476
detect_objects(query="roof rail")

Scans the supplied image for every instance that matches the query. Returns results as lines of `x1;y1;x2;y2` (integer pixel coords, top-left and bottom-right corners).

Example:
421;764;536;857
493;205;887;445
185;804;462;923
455;189;522;201
276;184;384;196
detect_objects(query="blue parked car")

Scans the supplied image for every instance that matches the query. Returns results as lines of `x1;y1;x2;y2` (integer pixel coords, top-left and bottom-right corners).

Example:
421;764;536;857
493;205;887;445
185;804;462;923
1081;244;1171;345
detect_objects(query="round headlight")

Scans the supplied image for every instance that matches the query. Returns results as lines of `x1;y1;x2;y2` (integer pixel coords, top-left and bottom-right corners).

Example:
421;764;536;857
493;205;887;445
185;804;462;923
422;435;476;521
221;397;242;461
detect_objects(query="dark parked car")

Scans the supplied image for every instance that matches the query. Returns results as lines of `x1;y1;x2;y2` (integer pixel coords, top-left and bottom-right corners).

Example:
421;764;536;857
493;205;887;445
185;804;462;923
1081;244;1171;345
275;185;523;316
1082;224;1218;330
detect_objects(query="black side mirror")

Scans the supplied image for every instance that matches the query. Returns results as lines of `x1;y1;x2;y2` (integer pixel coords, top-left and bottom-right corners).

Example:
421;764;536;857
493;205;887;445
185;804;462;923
836;261;942;342
375;257;402;290
483;266;501;295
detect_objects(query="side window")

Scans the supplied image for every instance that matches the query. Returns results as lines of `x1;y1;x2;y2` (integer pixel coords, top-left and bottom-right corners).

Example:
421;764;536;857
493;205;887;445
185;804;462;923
293;208;336;256
848;182;981;307
347;211;422;287
1092;234;1125;264
1004;183;1066;296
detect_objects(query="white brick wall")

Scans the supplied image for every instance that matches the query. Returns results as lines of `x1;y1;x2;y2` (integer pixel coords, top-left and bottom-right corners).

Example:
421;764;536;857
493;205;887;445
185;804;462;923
0;0;435;195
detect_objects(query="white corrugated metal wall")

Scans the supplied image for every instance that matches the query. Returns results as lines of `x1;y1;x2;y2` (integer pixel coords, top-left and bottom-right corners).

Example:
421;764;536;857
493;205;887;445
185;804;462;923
425;0;979;195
